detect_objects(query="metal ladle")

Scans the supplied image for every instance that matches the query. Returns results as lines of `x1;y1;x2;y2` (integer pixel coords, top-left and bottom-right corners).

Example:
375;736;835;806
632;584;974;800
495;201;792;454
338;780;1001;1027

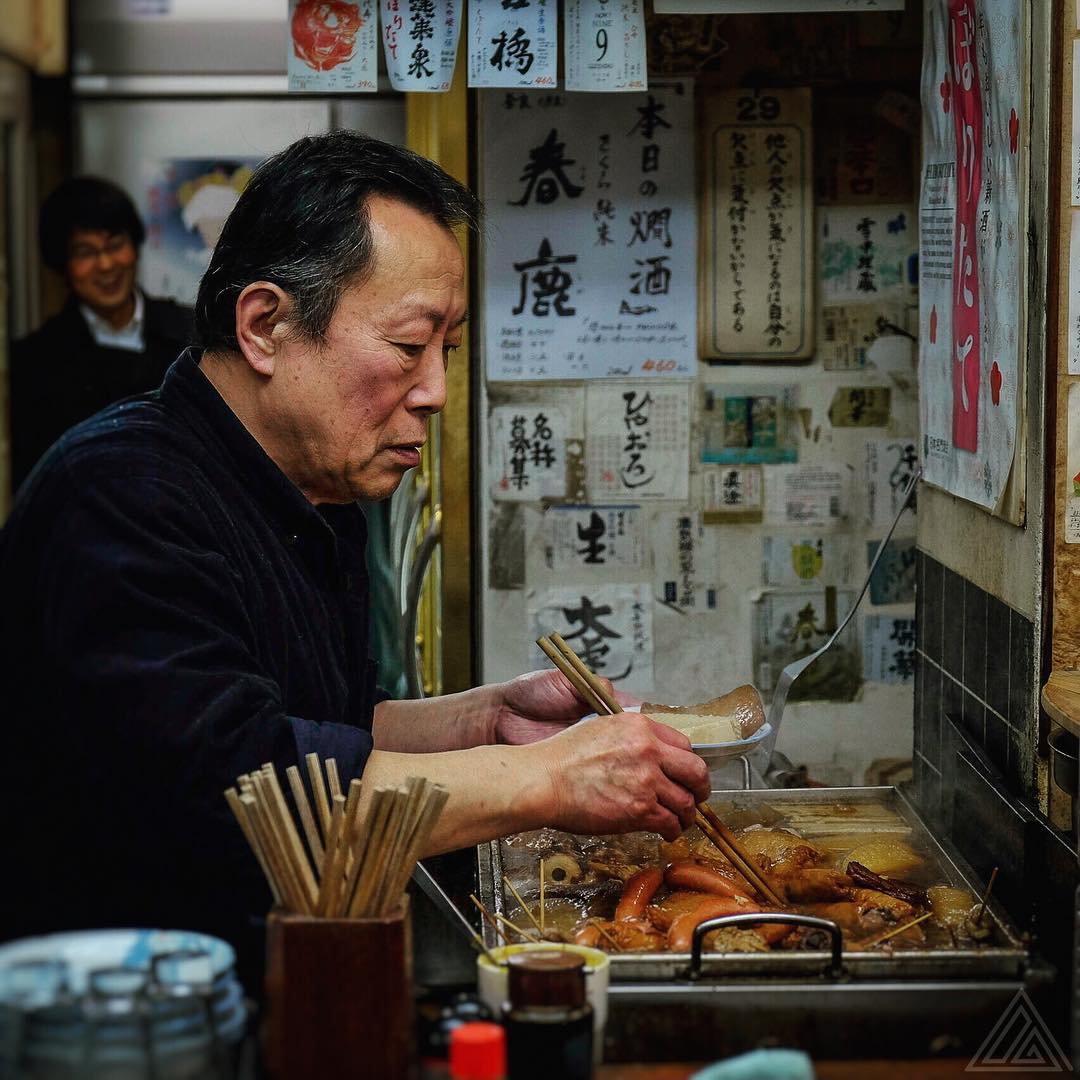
760;465;923;769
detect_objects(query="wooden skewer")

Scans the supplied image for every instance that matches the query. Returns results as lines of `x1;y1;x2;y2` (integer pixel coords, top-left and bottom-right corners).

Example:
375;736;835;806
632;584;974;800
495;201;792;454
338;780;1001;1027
696;803;785;907
588;918;624;952
974;866;999;926
495;912;541;943
503;875;545;937
861;911;933;950
551;632;620;714
539;858;546;935
471;893;514;946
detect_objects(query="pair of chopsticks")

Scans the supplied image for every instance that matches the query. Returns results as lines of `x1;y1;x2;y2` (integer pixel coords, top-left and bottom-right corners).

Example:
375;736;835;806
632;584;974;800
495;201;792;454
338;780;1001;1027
225;755;448;919
536;632;785;908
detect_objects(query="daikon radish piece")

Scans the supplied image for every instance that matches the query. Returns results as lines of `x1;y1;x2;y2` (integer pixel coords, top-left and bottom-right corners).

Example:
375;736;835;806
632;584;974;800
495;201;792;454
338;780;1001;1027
842;837;921;876
642;684;765;742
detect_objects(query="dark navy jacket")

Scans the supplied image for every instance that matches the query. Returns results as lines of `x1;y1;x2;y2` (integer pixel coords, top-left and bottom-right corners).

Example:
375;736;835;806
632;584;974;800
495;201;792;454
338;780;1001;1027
0;350;385;983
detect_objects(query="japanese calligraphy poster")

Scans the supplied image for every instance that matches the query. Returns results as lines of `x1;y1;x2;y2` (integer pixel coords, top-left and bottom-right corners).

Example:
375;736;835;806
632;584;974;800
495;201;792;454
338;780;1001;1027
653;511;718;611
764;464;851;527
381;0;462;92
1065;383;1080;544
1068;211;1080;374
919;0;1025;512
584;382;690;501
488;406;567;501
700;464;763;522
564;0;646;93
482;83;696;381
467;0;556;89
288;1;378;92
752;589;861;702
761;534;852;588
867;537;917;605
699;87;814;360
541;505;645;572
819;205;917;304
700;384;799;465
863;615;916;684
528;583;653;692
864;436;920;529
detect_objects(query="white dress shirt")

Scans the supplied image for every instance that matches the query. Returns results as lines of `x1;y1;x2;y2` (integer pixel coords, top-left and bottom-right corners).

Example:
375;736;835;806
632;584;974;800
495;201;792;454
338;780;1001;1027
81;290;146;352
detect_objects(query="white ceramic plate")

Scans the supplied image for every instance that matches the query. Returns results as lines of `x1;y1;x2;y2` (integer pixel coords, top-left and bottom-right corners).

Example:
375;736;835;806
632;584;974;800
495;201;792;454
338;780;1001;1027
582;705;770;760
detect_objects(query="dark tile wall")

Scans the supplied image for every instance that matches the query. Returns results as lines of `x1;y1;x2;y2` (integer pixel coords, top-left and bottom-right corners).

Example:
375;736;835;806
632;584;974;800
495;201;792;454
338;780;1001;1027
913;550;1034;822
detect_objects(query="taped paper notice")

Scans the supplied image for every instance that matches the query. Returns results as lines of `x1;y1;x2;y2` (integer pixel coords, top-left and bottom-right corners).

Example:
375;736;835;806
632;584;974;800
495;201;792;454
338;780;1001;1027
819;205;917;304
467;0;557;89
701;465;763;522
700;384;799;465
585;382;690;501
489;406;567;501
828;386;891;428
762;534;852;587
818;303;909;371
753;589;861;702
565;0;646;92
653;511;718;611
863;615;916;684
542;505;644;572
529;583;653;692
288;0;378;92
1065;382;1080;543
765;465;851;527
1073;41;1080;206
1069;212;1080;375
864;437;920;529
867;537;917;605
382;0;462;93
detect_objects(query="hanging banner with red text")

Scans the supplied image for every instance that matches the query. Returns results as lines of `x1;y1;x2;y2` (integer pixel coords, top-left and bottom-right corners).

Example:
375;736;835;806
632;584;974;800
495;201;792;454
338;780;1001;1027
918;0;1025;512
381;0;462;93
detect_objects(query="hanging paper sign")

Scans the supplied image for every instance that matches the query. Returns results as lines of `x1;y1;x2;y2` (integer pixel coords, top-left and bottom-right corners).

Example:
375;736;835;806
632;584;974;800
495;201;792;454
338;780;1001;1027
1066;383;1080;544
699;86;814;360
700;383;799;465
819;205;917;305
1069;212;1080;375
863;615;916;684
764;464;851;528
762;534;852;588
701;465;763;523
564;0;646;93
864;436;920;529
529;583;654;692
381;0;462;93
489;405;568;502
542;505;645;572
585;382;690;502
919;0;1024;511
467;0;556;89
483;83;696;381
653;511;718;611
654;1;901;10
289;1;378;92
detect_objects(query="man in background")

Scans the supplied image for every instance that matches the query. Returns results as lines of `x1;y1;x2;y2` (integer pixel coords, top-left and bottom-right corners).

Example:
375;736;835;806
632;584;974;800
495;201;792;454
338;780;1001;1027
9;176;191;489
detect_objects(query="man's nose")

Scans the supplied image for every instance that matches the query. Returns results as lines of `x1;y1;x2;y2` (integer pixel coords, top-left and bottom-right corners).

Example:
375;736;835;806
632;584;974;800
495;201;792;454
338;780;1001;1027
410;346;448;415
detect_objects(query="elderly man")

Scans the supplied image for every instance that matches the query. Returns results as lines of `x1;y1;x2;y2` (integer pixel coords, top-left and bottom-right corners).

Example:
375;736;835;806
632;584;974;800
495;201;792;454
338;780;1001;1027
10;176;192;490
0;133;707;981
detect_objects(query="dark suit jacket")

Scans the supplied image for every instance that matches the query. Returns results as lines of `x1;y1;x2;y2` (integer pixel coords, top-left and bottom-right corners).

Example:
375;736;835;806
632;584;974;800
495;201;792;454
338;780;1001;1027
10;293;192;490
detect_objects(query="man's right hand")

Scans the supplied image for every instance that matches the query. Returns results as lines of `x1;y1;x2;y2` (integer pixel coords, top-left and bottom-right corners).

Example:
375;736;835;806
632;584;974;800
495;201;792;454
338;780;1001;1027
525;712;710;842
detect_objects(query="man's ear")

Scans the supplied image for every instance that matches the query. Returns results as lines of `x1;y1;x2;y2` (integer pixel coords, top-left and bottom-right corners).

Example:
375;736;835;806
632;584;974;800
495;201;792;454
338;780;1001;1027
234;282;293;376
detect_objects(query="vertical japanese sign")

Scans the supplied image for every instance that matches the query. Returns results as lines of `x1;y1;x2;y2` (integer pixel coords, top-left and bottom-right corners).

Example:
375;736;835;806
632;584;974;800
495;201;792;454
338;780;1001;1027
564;0;646;93
381;0;462;92
919;0;1024;511
863;616;916;684
529;583;653;692
488;405;567;501
289;1;378;92
542;505;645;571
467;0;557;89
585;382;690;501
482;83;696;381
699;87;814;360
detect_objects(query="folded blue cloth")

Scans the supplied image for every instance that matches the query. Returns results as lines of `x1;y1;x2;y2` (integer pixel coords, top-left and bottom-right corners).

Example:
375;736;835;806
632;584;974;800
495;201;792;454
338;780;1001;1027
690;1049;816;1080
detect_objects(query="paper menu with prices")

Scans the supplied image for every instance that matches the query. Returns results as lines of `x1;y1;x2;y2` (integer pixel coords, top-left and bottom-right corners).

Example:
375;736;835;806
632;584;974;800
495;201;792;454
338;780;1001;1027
653;511;718;611
483;83;695;381
489;406;568;502
288;1;378;92
864;437;919;529
818;205;917;305
467;0;556;89
761;534;852;587
542;505;645;572
585;382;690;501
863;615;916;684
382;0;462;92
701;464;763;522
764;464;851;527
528;583;653;693
753;589;861;702
564;0;646;92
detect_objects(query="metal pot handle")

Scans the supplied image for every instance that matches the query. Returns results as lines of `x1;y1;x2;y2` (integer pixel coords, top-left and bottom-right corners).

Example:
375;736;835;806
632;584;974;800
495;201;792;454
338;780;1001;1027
688;913;844;980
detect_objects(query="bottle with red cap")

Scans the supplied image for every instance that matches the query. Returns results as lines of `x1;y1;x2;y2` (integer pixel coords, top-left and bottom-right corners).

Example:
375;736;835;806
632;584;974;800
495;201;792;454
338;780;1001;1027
449;1021;507;1080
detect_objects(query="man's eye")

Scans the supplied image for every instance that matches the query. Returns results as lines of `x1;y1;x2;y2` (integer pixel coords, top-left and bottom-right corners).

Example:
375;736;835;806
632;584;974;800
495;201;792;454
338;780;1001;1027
397;342;425;356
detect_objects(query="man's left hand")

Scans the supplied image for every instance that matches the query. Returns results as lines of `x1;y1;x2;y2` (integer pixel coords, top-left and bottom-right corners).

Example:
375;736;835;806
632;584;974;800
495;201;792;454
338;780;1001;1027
492;669;641;745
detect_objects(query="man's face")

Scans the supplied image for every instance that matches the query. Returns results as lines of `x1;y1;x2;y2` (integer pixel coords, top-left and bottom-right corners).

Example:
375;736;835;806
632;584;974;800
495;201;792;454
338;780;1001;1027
274;196;467;504
66;228;138;316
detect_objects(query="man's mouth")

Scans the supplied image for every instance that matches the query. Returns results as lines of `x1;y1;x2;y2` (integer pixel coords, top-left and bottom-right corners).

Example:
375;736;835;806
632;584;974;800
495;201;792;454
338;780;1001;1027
387;444;423;467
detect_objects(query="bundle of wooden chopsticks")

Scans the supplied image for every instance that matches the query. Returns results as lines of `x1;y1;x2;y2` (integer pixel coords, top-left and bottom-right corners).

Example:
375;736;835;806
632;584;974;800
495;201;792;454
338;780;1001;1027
536;632;785;908
225;754;448;918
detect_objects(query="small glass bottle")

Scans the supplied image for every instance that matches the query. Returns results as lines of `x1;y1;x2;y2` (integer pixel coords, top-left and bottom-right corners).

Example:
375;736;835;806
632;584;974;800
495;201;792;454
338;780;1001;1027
502;951;593;1080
